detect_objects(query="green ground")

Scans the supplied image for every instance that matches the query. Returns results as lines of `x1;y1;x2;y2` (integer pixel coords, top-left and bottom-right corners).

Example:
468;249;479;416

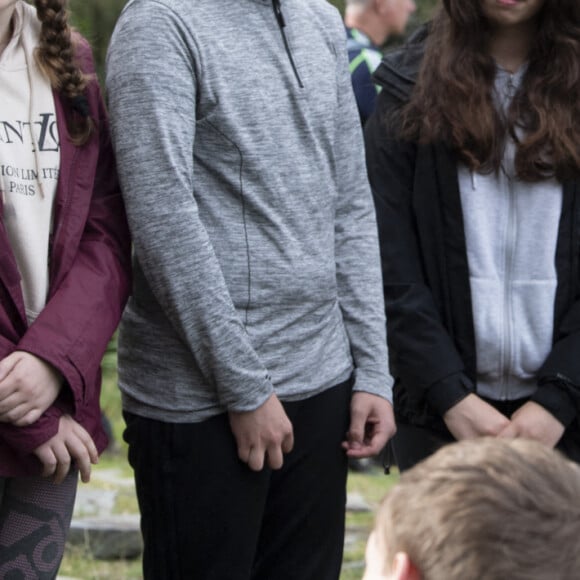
59;352;398;579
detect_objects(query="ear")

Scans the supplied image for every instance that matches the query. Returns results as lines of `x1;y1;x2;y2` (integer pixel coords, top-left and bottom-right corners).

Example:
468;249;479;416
375;0;393;16
391;552;421;580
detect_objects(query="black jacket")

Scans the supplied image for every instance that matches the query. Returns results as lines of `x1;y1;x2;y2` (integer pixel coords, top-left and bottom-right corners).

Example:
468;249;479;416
365;29;580;432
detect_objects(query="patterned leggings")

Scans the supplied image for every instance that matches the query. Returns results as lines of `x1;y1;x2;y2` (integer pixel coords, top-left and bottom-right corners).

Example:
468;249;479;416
0;471;77;579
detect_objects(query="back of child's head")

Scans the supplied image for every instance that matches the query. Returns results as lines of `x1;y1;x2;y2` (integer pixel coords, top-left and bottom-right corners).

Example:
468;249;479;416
373;438;580;580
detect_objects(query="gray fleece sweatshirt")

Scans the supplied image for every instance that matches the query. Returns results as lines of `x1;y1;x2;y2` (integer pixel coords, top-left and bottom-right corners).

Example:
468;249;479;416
106;0;393;422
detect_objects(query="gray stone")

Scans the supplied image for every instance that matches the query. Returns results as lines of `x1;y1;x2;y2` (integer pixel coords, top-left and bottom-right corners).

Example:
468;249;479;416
73;488;117;517
68;515;142;560
91;468;135;488
344;529;365;547
346;492;372;513
341;560;366;572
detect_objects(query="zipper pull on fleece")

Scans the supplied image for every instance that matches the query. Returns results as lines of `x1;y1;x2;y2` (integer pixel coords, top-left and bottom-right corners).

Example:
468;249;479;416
273;0;286;28
271;0;304;88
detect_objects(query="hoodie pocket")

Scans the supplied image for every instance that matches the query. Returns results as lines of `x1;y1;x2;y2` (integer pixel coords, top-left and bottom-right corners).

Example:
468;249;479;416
469;276;556;381
469;277;503;379
510;279;556;378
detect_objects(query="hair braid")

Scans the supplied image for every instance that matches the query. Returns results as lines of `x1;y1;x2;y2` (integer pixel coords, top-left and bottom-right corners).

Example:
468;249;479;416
33;0;95;145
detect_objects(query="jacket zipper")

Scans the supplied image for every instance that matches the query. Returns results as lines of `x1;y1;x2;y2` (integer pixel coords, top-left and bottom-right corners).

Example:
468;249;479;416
500;171;517;400
499;74;517;400
272;0;304;88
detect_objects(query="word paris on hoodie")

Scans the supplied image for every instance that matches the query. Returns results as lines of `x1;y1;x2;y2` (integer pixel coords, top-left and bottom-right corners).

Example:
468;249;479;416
0;1;60;324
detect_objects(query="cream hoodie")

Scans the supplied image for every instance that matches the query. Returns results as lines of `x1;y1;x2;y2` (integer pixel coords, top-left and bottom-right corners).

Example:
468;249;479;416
0;1;59;324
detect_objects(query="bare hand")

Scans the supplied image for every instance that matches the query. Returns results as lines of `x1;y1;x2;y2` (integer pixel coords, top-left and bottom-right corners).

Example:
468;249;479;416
443;394;510;440
228;393;294;472
498;401;565;448
342;392;396;458
0;351;63;426
33;414;98;484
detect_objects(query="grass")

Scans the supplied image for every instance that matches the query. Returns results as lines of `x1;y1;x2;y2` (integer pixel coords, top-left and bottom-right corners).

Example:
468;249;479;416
342;469;398;579
59;349;398;579
60;547;143;579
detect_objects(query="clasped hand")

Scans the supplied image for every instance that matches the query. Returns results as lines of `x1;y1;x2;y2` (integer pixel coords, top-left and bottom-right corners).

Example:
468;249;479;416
0;351;98;482
34;414;99;483
0;351;63;425
443;394;565;448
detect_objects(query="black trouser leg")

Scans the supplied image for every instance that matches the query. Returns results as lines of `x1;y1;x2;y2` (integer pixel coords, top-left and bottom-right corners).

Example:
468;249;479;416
124;378;352;580
252;379;351;580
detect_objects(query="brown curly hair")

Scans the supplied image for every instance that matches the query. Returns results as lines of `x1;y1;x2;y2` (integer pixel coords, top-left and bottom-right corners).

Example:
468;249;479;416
400;0;580;182
33;0;94;145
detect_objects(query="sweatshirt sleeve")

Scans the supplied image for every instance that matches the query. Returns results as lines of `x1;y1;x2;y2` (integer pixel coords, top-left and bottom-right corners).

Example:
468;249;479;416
330;17;393;403
106;2;273;412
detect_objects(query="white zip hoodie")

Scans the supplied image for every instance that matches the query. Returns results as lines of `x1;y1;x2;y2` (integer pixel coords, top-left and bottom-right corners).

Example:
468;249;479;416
458;65;562;401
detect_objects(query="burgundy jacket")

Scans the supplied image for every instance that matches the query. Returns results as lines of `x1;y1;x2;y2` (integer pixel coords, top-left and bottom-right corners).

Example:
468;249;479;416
0;40;131;477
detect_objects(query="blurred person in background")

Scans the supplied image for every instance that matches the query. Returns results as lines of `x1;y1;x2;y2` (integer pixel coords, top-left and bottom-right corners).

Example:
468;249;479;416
345;0;416;125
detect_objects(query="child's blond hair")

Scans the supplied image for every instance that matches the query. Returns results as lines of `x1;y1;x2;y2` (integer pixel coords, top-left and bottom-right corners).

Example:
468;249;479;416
374;438;580;580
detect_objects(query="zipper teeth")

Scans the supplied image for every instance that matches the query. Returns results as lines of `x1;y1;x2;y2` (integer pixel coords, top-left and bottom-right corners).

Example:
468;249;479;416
500;74;517;400
272;0;304;89
501;172;516;400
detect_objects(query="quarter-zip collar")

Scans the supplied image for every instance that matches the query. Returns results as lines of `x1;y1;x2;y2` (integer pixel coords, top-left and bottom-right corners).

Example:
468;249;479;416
272;0;303;88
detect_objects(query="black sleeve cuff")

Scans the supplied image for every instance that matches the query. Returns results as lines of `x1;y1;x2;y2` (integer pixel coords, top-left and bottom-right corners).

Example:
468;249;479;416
531;381;577;428
426;372;475;416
